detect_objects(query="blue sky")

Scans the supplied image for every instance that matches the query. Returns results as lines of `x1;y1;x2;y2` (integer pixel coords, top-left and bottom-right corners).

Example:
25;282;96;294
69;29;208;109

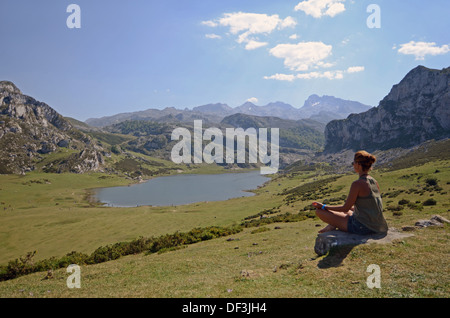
0;0;449;121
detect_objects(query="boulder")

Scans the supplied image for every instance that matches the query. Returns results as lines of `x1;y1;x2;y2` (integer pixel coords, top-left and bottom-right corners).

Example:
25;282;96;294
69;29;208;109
415;215;449;228
57;139;69;148
431;215;450;224
415;219;443;228
314;228;413;256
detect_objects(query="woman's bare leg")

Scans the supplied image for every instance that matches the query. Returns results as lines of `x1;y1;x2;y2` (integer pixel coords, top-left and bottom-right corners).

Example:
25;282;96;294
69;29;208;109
318;224;337;233
315;208;350;233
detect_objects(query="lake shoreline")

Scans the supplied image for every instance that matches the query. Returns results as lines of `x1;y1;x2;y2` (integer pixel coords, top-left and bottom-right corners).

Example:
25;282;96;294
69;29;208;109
92;170;271;208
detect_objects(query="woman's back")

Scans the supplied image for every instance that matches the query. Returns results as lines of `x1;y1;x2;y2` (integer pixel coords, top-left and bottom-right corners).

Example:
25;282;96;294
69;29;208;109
353;175;388;234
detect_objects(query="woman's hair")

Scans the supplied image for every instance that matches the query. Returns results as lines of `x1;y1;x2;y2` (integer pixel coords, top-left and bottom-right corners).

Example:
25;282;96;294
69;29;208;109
354;150;376;171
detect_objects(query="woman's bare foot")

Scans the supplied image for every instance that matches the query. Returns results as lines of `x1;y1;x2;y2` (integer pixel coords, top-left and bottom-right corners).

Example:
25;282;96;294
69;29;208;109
319;224;337;233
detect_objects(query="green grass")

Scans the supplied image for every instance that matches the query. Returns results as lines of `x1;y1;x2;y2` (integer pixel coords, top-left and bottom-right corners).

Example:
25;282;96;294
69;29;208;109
0;159;448;297
0;170;281;264
87;131;136;146
0;220;447;298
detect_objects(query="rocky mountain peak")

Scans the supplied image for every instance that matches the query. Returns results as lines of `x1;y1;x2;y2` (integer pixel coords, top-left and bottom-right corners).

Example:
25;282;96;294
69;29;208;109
384;65;449;105
303;94;321;104
324;66;450;153
299;94;372;121
239;101;257;109
0;81;105;174
0;81;21;95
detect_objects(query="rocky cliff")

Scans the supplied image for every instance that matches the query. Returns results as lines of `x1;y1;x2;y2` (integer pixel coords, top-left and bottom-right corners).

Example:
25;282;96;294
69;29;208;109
324;66;450;153
0;81;104;174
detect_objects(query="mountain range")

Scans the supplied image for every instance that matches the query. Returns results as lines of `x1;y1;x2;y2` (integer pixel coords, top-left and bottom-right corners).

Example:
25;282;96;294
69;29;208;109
85;96;372;127
1;65;448;175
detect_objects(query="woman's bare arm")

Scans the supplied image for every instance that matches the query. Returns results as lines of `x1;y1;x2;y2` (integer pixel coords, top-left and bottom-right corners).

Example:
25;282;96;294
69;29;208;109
313;181;360;213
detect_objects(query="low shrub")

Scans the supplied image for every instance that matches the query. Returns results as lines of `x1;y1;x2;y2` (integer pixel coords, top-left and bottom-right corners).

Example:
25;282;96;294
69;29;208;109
407;202;423;211
251;227;270;234
386;205;404;212
0;225;242;282
425;177;438;186
0;206;313;282
384;189;404;198
423;198;437;206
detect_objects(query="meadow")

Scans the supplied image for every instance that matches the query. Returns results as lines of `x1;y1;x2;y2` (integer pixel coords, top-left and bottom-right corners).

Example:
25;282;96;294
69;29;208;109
0;157;448;297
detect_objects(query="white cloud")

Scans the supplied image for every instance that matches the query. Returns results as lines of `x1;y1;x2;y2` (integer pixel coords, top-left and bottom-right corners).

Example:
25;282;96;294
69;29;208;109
205;33;221;39
245;40;268;50
296;70;344;80
341;38;350;45
289;34;298;40
334;71;344;79
347;66;364;73
264;65;364;81
202;12;296;50
263;73;296;82
316;61;334;68
218;12;296;35
325;2;346;17
269;41;333;72
201;20;218;27
397;41;450;60
279;16;297;28
246;97;259;103
264;71;343;81
295;0;346;18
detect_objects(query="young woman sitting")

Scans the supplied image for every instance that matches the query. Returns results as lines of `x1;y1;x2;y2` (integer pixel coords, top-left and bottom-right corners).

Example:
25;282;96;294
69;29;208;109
312;150;388;235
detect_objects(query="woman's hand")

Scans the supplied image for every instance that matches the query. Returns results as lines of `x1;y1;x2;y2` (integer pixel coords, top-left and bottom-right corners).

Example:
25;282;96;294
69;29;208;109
312;202;322;209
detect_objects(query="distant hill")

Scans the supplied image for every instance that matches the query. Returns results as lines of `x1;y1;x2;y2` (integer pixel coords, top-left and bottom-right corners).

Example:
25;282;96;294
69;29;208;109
220;113;325;152
192;103;234;117
85;96;372;127
0;81;105;174
85;107;222;127
65;116;101;132
102;113;325;168
231;101;302;120
324;66;450;153
221;112;325;132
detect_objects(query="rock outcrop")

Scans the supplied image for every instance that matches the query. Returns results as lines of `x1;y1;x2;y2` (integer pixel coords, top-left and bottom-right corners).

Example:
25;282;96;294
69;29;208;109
0;81;104;174
314;228;414;256
414;215;450;228
314;214;449;256
324;66;450;153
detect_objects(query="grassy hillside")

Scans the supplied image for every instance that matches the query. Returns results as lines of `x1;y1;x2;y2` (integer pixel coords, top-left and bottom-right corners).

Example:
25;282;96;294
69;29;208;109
0;158;448;297
221;113;325;151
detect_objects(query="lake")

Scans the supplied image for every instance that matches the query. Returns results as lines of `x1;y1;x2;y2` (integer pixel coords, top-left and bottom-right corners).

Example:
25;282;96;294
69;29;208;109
93;171;270;207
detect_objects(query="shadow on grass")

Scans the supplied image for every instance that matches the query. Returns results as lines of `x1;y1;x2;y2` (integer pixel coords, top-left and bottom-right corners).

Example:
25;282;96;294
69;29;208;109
317;245;355;269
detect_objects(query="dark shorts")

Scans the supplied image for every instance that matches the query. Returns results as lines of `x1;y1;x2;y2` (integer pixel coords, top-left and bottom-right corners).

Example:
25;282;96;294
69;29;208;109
347;215;375;235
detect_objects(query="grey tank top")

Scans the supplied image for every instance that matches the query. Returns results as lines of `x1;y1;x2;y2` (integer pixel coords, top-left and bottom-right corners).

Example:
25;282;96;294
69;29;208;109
353;175;388;234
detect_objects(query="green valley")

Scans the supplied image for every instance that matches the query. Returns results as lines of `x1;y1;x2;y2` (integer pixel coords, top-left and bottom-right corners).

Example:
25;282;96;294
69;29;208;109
0;153;448;297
